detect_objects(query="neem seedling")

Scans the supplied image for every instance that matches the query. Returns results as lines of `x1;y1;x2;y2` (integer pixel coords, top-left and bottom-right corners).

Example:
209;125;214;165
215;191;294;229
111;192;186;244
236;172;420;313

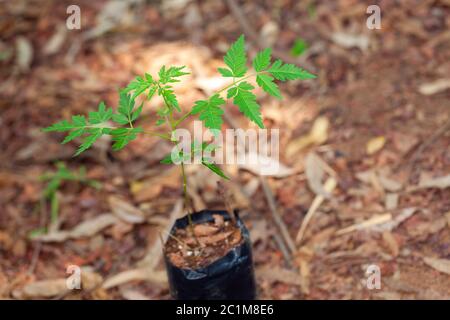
30;162;100;238
44;35;315;299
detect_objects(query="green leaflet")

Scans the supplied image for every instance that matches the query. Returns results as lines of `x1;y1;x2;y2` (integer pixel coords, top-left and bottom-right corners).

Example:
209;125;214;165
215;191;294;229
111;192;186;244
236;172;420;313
221;34;247;78
232;84;264;128
253;48;272;72
158;66;189;84
256;73;282;99
123;73;154;99
88;102;113;124
111;127;143;151
74;128;104;156
268;59;316;81
191;94;225;130
158;85;180;112
113;92;142;125
201;161;229;180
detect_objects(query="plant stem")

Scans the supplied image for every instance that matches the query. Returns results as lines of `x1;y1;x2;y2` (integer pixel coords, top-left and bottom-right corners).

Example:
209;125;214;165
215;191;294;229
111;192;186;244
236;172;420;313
157;82;196;233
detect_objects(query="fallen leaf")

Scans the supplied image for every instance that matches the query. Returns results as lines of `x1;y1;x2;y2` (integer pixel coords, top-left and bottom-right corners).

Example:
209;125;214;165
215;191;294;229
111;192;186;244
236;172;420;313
418;174;450;190
15;36;33;72
331;32;370;51
102;267;167;289
108;195;146;224
385;193;399;210
305;152;335;197
382;231;399;256
198;231;233;245
336;213;392;235
286;116;329;157
366;136;386;155
237;151;295;177
296;177;337;244
43;24;67;55
17;279;67;298
120;289;150;300
193;224;218;237
33;214;119;242
418;79;450;95
372;208;418;232
256;265;301;286
132;167;179;202
423;257;450;275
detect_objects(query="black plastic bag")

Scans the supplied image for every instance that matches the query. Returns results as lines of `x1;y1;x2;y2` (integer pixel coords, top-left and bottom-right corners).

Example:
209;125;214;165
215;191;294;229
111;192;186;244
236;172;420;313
164;209;256;300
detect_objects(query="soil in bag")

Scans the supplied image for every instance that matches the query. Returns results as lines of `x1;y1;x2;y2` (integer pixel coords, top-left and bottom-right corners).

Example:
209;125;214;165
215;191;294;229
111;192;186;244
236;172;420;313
164;210;256;300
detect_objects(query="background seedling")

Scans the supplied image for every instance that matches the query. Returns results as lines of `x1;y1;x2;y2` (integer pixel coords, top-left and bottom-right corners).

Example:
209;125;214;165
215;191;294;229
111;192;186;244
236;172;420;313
29;162;100;237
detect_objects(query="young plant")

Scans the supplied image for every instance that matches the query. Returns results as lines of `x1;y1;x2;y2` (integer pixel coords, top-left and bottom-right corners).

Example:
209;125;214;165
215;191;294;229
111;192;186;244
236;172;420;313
30;162;100;237
43;35;315;227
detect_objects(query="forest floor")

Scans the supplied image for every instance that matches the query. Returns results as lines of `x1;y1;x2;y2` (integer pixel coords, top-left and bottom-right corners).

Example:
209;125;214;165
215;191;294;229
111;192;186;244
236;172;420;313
0;0;449;299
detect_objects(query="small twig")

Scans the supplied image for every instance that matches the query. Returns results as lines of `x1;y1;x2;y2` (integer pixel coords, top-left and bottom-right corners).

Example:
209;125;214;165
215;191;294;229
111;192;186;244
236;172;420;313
260;176;296;256
295;177;337;245
272;233;292;268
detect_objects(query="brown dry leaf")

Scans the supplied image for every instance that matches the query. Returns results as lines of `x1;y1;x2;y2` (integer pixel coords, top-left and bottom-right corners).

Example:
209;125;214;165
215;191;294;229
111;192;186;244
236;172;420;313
213;214;224;227
305;152;335;197
15;36;33;72
256;265;301;286
366;136;386;155
374;208;418;232
16;279;67;299
417;174;450;190
43;24;67;55
131;167;179;202
102;267;167;289
193;224;218;237
198;231;233;245
286;116;329;157
418;79;450;95
120;289;150;300
237;151;295;178
81;267;103;291
108;195;146;224
336;213;392;235
33;214;118;242
385;193;399;210
423;257;450;275
331;32;370;51
296;177;337;244
382;231;399;256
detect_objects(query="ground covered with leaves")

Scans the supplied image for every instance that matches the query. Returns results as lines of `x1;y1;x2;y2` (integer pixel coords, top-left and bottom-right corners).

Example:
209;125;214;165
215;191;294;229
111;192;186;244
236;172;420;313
0;0;449;299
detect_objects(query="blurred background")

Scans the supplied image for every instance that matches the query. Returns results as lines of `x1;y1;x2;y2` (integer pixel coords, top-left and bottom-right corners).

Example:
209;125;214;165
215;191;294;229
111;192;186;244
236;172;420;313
0;0;449;299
